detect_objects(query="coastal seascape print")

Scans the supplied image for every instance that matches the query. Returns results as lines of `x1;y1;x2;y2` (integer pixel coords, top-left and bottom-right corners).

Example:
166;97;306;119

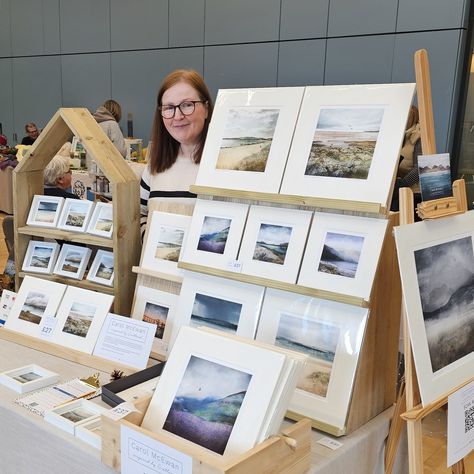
305;107;384;179
35;201;59;223
318;232;365;278
142;302;169;339
275;312;339;397
216;108;279;172
252;223;292;265
95;254;114;280
418;153;452;201
13;371;42;383
65;202;89;228
62;301;97;338
30;245;53;269
155;225;185;262
61;407;96;423
190;293;242;334
414;236;474;372
19;291;49;324
95;206;113;232
61;249;83;274
163;355;252;455
197;216;231;254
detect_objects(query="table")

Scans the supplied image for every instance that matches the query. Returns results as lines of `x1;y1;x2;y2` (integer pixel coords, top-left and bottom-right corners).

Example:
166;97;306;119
0;337;407;474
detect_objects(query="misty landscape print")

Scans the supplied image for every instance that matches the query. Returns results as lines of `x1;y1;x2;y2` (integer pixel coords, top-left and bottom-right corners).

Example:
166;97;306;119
414;236;474;373
190;293;242;333
34;201;59;223
253;223;292;265
197;216;231;254
276;312;339;397
155;225;185;262
65;202;89;227
318;232;365;278
30;245;53;269
62;301;97;338
142;301;169;339
96;254;114;280
216;108;279;172
305;107;384;179
19;291;49;324
61;250;83;273
95;207;113;232
163;355;252;455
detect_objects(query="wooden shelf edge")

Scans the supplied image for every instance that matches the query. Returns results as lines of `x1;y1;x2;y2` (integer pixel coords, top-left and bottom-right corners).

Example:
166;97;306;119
0;326;138;375
178;261;368;308
286;409;345;437
131;266;183;284
189;185;385;215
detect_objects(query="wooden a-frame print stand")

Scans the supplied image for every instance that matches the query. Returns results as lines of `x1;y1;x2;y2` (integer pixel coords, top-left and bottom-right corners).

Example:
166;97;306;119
384;49;469;474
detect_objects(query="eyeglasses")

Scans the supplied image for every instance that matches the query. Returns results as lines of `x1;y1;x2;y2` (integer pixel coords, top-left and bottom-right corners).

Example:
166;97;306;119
159;100;207;119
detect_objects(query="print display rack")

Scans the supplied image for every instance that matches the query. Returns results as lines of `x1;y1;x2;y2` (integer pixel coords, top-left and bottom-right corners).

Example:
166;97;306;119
384;49;468;474
101;394;311;474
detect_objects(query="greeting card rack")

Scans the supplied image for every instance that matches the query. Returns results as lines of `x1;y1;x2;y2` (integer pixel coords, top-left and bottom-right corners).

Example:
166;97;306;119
11;108;141;316
384;49;468;474
101;394;312;474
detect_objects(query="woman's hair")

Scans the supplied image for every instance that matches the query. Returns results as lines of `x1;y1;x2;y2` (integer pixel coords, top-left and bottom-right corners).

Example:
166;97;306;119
25;122;38;132
406;105;419;130
149;69;213;174
44;155;70;186
102;99;122;122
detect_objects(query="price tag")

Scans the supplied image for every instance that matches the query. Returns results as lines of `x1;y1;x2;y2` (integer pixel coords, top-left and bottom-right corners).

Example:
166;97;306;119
317;436;343;450
226;259;243;273
39;316;57;339
105;402;139;421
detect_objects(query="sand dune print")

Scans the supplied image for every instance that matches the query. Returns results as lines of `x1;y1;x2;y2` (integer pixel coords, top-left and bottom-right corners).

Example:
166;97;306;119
253;223;292;265
62;301;97;338
19;291;49;324
155;225;185;262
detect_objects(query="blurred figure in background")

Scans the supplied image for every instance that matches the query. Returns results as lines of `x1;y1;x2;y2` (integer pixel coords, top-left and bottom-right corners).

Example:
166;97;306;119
21;122;39;145
92;99;127;158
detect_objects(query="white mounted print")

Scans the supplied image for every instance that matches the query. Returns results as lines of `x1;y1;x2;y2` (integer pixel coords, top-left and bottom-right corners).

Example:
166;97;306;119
22;240;60;275
394;211;474;406
53;244;92;280
280;83;416;207
256;288;368;430
57;198;94;232
298;212;388;299
238;205;312;283
180;199;249;270
87;250;114;286
26;195;64;228
86;202;113;238
0;364;59;394
195;87;305;193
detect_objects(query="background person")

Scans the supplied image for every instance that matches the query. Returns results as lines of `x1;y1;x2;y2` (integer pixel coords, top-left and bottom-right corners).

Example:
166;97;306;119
92;99;127;158
44;154;79;199
140;69;213;236
21;122;39;145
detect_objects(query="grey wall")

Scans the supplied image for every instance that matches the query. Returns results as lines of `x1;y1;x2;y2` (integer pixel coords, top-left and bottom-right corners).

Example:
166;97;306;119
0;0;469;154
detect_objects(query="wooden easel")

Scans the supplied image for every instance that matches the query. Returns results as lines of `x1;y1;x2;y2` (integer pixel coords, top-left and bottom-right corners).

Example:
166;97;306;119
384;49;469;474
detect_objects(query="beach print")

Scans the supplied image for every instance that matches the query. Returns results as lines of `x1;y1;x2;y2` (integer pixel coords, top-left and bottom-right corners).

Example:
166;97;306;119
142;302;169;339
35;201;59;223
95;206;113;232
155;225;185;262
62;301;97;338
30;245;53;269
19;291;49;324
65;202;89;228
252;223;292;265
197;216;231;254
61;249;83;274
96;254;114;280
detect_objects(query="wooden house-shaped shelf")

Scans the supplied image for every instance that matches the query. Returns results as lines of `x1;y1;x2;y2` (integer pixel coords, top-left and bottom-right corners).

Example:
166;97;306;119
13;108;140;315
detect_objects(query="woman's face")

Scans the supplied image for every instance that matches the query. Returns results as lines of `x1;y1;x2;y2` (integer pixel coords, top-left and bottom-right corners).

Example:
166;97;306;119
161;81;208;148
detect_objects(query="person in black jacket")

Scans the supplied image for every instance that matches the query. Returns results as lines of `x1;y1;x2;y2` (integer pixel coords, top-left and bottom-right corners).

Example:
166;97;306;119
21;122;39;145
43;154;79;199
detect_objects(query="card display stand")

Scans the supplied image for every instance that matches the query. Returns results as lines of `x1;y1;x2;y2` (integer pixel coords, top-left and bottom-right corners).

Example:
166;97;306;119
12;108;141;316
101;395;312;474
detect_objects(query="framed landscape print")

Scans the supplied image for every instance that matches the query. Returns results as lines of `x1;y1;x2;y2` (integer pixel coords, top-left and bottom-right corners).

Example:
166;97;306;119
26;195;64;228
180;199;249;270
195;87;304;193
256;288;368;430
5;276;67;338
53;244;92;280
87;250;114;286
57;198;94;232
238;205;312;283
131;286;179;358
280;83;416;207
22;240;60;274
141;326;287;457
86;202;113;238
0;364;59;394
298;212;388;299
172;271;265;346
49;286;114;354
141;211;191;277
75;415;102;449
394;211;474;405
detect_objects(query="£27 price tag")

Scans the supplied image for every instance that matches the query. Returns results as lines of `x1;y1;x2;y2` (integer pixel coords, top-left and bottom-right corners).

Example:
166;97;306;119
106;402;139;421
226;259;243;273
39;316;57;339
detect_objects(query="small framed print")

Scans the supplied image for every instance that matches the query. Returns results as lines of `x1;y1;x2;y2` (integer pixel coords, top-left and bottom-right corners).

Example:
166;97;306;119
75;415;102;449
173;271;264;347
280;83;416;207
131;286;179;358
71;136;85;154
195;87;304;193
238;205;312;283
53;244;92;280
87;250;114;286
141;211;191;277
26;195;64;228
57;198;94;232
5;276;67;337
0;364;59;394
255;288;368;430
298;212;388;299
22;240;60;274
44;399;106;435
49;286;114;354
86;202;113;238
180;199;249;270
